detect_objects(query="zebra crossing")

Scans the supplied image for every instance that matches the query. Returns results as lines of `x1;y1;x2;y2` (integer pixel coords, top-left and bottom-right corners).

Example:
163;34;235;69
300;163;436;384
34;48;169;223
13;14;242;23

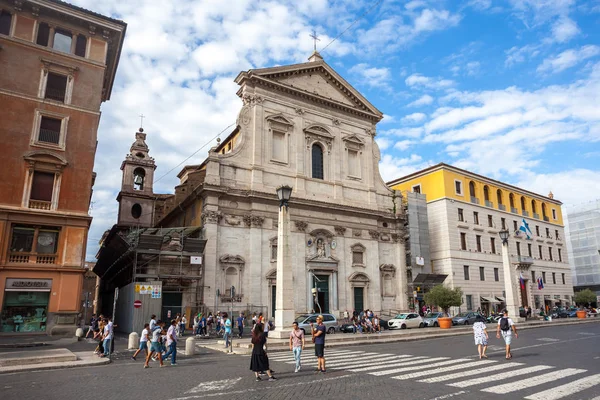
267;349;600;399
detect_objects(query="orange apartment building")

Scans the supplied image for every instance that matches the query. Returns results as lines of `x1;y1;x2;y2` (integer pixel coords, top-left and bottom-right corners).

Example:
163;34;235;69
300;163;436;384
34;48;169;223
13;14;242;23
0;0;125;335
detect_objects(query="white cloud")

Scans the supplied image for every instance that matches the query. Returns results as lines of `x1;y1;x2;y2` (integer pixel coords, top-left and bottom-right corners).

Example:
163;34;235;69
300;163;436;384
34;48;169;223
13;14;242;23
407;94;434;107
516;169;600;207
375;137;392;151
378;154;427;182
393;140;415;151
381;127;424;138
405;73;454;90
551;17;580;43
349;63;391;88
505;44;541;67
402;112;427;123
537;45;600;74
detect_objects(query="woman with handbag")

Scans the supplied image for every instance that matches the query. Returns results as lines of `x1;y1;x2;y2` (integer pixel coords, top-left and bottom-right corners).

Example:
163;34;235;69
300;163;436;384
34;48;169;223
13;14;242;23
250;323;276;382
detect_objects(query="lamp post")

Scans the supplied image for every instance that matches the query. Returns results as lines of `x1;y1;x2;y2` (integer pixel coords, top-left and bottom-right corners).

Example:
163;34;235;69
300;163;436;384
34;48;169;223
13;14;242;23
272;185;294;338
499;229;522;321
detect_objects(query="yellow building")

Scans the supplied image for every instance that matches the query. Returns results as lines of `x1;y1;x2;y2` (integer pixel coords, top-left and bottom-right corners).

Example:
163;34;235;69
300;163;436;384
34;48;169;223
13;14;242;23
388;163;573;314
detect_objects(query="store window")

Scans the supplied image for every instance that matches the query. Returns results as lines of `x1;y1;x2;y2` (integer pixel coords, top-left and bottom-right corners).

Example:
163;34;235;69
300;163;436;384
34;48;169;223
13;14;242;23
1;278;51;333
9;225;60;264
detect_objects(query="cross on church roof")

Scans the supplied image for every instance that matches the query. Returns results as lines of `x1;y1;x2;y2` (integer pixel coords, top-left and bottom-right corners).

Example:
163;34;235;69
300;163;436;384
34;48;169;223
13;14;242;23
139;114;145;130
309;29;320;52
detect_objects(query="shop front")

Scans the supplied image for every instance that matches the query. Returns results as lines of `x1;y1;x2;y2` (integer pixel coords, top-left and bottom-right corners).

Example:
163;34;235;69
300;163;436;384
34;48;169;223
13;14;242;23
1;278;51;333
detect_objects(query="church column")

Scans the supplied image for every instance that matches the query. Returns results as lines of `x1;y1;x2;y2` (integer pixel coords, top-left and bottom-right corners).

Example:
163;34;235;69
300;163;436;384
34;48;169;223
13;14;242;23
246;214;264;306
396;234;408;311
332;270;338;314
201;203;221;313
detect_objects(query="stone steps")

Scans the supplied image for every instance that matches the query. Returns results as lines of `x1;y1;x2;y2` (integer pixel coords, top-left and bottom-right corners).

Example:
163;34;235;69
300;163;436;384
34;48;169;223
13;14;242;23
0;348;77;367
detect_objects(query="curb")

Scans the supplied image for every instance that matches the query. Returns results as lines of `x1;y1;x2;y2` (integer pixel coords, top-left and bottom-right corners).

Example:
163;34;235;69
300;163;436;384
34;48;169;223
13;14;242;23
0;352;110;374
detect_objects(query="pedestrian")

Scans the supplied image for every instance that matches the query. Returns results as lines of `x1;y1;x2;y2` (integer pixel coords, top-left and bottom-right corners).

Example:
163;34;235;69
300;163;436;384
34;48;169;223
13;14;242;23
373;315;381;334
144;320;165;368
100;318;112;358
180;314;187;336
223;312;232;349
85;314;98;338
310;315;327;373
175;313;181;336
237;312;245;338
496;309;518;359
132;323;150;361
343;310;349;324
250;323;276;381
149;314;157;331
289;321;305;372
207;313;213;335
473;315;488;359
162;319;178;366
193;314;199;335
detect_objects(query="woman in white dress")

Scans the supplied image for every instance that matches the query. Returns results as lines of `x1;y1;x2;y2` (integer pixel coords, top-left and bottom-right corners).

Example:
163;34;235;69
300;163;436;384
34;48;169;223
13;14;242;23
472;315;489;359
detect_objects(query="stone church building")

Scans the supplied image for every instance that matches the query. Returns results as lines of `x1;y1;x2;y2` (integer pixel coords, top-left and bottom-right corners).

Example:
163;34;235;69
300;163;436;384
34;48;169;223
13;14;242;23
98;52;408;321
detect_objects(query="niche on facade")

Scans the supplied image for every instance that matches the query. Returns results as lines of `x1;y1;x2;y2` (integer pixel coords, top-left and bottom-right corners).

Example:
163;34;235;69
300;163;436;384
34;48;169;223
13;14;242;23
219;254;245;301
379;264;397;297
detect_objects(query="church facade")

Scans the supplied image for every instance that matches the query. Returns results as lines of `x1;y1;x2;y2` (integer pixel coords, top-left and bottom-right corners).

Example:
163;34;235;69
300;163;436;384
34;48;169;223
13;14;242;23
115;53;408;319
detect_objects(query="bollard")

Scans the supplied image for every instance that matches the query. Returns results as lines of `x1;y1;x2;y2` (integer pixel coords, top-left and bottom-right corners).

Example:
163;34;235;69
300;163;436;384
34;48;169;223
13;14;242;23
75;328;84;338
128;332;140;350
185;336;196;356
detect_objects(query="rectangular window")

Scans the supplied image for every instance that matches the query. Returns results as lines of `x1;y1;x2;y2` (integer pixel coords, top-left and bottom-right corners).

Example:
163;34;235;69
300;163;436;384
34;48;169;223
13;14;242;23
558;248;562;262
352;251;363;265
528;243;532;257
494;268;499;281
30;171;54;202
562;273;565;285
271;245;278;260
555;229;559;240
542;271;546;284
45;72;68;103
39;116;62;145
490;237;496;254
36;22;50;46
488;215;493;227
548;247;553;261
538;245;543;259
552;272;556;284
458;208;464;222
531;270;536;281
552;209;557;220
75;34;87;57
473;212;479;225
9;225;59;260
0;10;12;35
455;180;462;195
272;130;285;161
460;232;467;250
466;294;472;311
536;226;540;236
545;227;550;238
412;184;421;194
463;265;470;281
513;220;518;232
516;242;521;256
501;217;506;229
53;29;72;53
476;235;482;252
348;150;359;177
479;266;485;281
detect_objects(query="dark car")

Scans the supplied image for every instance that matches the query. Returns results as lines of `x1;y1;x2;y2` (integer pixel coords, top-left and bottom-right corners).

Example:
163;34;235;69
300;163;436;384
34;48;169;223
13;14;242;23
452;312;482;325
551;308;569;318
339;318;388;333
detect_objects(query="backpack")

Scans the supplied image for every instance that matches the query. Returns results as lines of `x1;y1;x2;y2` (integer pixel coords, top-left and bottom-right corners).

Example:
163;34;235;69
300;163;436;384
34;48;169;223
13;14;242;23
500;317;510;331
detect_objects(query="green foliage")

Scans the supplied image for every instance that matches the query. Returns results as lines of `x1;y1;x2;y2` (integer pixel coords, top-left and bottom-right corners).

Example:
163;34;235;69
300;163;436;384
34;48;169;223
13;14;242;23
424;285;463;315
574;289;597;307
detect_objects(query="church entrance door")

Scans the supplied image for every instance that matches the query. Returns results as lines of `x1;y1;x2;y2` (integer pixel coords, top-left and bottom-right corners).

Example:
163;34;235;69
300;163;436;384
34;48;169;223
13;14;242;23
315;275;329;313
271;285;276;318
354;287;364;313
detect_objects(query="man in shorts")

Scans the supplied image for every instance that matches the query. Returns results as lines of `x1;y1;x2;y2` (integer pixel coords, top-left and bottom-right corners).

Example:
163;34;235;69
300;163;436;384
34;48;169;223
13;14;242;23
496;309;518;359
144;320;165;368
310;315;327;373
132;323;150;361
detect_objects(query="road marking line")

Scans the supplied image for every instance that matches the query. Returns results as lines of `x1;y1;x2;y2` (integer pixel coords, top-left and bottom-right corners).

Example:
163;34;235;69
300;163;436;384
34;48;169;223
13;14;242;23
449;365;554;388
319;353;395;366
271;351;378;363
329;355;413;369
391;360;494;380
344;356;431;372
482;368;586;394
478;332;599;357
268;349;358;360
523;373;600;400
368;357;455;375
427;391;467;400
577;332;595;336
536;338;560;342
185;377;242;393
419;362;524;383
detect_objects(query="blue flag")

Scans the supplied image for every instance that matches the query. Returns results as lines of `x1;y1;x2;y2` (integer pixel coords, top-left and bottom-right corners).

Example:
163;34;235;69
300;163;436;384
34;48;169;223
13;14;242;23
519;218;533;239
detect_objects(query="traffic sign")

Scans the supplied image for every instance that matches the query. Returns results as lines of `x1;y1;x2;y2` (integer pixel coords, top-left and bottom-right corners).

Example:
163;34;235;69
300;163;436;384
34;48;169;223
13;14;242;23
134;300;142;309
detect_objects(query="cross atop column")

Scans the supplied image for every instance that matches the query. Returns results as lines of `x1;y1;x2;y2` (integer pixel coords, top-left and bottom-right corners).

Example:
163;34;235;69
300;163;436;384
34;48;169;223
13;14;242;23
139;114;145;129
309;29;320;52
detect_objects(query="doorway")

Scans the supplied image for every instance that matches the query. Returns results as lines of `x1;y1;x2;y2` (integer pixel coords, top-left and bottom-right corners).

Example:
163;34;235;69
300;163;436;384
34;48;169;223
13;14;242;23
161;292;182;322
520;281;529;307
271;285;276;318
315;275;329;313
353;287;364;313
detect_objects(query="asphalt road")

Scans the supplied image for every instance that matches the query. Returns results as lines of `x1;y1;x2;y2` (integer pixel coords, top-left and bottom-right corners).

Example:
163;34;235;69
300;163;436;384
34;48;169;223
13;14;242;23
1;322;599;400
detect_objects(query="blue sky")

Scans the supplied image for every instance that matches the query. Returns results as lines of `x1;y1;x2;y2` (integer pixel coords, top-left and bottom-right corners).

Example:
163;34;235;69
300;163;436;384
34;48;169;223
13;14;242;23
71;0;600;259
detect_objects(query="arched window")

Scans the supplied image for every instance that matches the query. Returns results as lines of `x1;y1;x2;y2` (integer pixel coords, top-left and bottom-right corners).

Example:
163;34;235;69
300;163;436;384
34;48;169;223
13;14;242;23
509;193;515;209
520;196;526;211
383;274;393;296
311;143;324;179
483;185;490;201
133;168;145;190
469;181;476;197
497;189;503;205
542;203;548;219
531;199;537;215
225;267;238;295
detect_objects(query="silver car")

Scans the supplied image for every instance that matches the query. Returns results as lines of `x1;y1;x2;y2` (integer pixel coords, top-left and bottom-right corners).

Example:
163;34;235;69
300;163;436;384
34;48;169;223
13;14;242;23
422;312;445;327
295;313;338;334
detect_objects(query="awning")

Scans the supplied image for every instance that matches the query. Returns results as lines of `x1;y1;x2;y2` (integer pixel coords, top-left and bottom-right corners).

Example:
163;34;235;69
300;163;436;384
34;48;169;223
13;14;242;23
495;296;506;302
411;273;448;286
481;296;499;303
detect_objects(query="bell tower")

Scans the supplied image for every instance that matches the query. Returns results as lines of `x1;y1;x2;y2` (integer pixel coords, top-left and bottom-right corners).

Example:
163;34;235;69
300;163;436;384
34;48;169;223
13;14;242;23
116;128;156;227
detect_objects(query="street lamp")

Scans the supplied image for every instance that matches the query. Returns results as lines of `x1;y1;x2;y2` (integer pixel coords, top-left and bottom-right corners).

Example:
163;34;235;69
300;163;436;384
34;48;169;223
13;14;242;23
272;185;295;338
498;229;522;321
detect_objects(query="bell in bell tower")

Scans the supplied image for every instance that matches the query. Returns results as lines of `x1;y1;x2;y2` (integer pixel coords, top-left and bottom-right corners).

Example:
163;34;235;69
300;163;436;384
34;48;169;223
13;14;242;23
116;127;157;227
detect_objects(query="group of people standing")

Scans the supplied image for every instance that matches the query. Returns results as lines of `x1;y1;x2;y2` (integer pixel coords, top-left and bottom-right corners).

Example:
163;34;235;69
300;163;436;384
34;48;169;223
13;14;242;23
130;314;179;368
85;314;114;358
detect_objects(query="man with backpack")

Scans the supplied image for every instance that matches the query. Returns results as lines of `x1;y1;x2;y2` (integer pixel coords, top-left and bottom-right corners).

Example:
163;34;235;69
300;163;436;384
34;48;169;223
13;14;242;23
496;309;518;359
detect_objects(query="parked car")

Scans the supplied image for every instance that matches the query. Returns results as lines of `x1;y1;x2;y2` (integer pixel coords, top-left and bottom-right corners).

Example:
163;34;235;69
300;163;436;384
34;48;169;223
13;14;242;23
551;308;569;318
451;312;482;325
295;313;338;334
339;318;389;333
422;312;445;327
388;313;424;329
567;310;578;318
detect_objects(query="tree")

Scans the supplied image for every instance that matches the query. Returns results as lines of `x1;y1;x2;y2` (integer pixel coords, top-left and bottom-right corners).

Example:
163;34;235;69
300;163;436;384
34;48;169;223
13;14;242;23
574;289;597;309
424;285;463;316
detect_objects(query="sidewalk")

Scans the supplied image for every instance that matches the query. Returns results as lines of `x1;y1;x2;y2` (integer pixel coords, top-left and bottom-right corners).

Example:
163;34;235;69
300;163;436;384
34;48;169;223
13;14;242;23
198;317;600;355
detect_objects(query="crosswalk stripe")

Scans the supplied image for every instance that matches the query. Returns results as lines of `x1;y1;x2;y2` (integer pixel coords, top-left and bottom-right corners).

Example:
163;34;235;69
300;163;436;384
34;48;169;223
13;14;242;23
268;350;361;361
391;360;495;380
418;362;524;383
346;356;431;373
449;365;554;388
369;357;455;376
276;352;379;363
324;353;395;367
330;355;414;369
482;368;587;394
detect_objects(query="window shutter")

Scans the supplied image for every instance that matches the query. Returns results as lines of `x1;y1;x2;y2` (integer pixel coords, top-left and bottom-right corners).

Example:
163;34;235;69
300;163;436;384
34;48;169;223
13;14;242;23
30;171;54;201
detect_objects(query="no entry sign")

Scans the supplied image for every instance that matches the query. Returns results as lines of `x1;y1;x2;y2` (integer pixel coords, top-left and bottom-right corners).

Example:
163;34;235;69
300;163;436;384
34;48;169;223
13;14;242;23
134;300;142;309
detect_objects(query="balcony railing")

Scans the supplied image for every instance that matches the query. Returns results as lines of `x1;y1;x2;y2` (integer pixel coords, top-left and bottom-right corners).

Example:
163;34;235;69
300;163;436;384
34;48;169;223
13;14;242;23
44;87;66;102
517;255;533;265
543;216;549;222
470;196;480;204
485;200;493;208
29;199;52;210
38;129;60;144
498;204;506;211
8;253;57;264
511;207;518;214
522;210;529;217
533;213;540;220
